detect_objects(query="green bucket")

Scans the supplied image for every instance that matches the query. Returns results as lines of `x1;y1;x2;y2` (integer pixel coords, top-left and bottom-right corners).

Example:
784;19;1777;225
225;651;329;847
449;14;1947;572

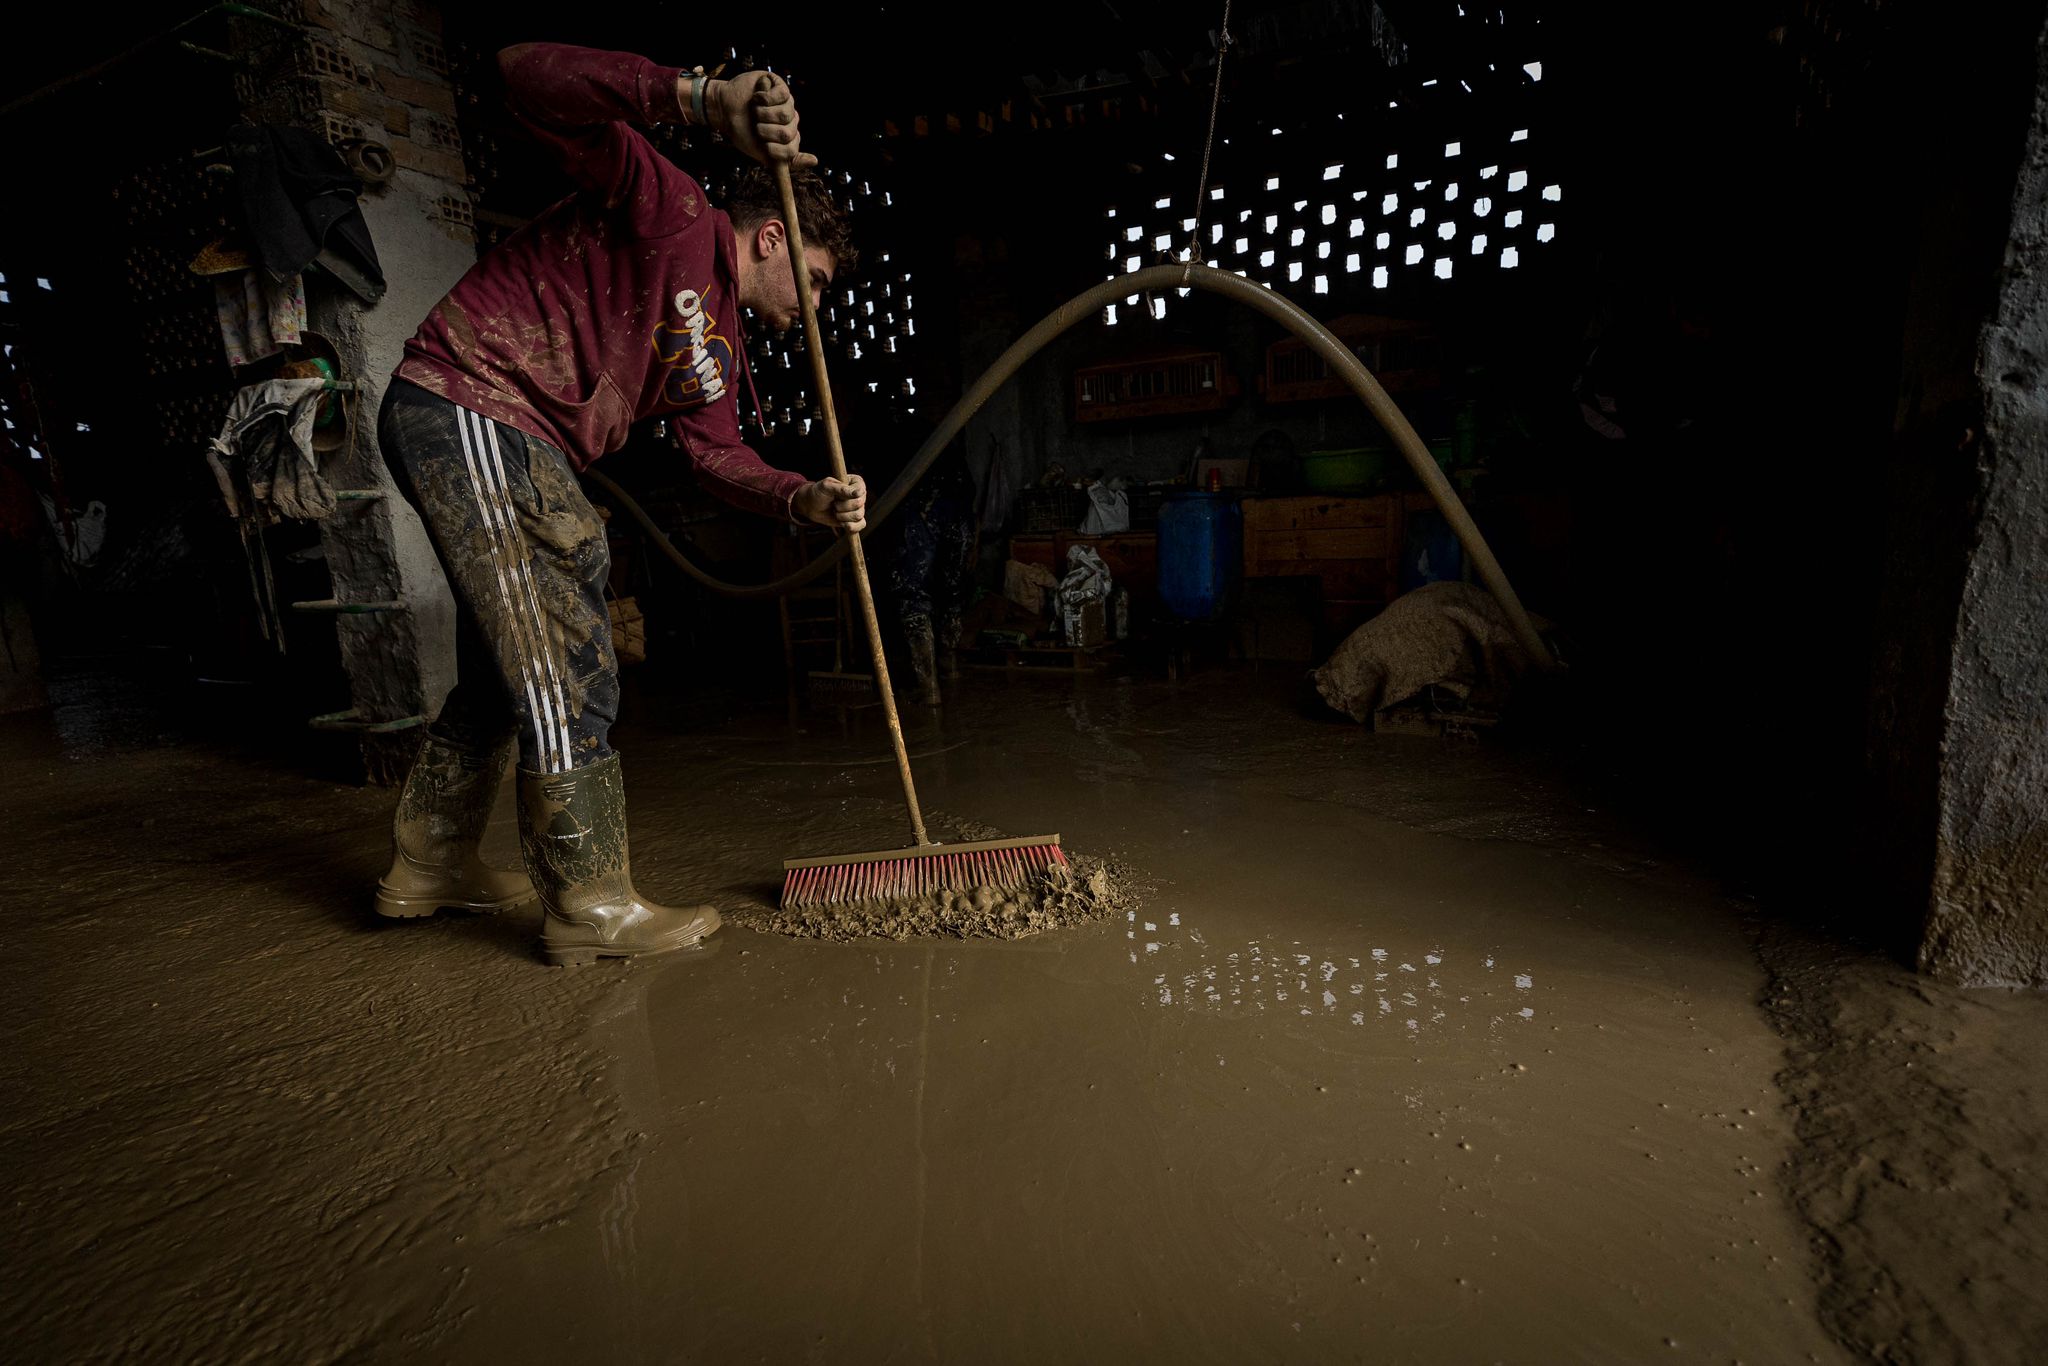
1300;446;1391;494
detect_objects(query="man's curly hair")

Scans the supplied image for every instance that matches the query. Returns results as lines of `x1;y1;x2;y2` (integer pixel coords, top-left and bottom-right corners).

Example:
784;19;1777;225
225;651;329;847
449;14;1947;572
727;167;858;273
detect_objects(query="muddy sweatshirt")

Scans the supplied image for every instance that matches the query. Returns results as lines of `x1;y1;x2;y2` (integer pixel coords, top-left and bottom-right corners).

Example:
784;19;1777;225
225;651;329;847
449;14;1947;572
394;43;803;519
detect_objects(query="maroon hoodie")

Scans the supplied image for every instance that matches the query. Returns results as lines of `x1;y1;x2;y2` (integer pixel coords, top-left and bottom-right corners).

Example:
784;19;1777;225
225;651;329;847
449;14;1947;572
395;43;804;519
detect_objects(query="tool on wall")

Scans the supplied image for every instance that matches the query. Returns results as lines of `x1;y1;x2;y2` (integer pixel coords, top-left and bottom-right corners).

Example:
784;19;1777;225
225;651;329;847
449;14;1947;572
767;159;1066;911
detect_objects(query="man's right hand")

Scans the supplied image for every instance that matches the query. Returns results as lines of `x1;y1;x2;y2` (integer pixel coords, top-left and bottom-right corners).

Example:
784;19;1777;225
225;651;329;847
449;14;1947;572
704;72;816;169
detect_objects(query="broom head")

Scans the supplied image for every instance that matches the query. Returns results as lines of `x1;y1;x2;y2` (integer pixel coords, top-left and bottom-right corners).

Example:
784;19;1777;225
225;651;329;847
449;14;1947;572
782;834;1066;910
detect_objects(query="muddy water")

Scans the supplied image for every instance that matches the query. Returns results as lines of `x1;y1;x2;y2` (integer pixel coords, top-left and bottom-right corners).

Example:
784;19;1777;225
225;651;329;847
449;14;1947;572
439;677;1842;1364
22;664;2026;1361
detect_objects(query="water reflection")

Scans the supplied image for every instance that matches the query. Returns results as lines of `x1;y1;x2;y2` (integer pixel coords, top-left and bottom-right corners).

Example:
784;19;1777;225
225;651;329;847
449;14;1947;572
1061;692;1148;784
1126;909;1539;1035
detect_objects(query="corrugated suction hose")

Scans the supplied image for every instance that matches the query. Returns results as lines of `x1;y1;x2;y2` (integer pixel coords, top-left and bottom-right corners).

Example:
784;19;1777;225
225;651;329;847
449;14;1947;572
584;263;1555;667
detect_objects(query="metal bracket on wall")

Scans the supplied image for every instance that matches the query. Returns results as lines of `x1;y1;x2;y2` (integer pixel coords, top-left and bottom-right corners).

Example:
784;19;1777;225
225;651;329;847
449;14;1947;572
308;709;425;734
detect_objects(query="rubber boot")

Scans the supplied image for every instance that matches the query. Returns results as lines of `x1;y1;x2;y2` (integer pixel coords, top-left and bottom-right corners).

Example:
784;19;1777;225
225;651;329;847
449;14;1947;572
936;619;963;683
376;733;536;919
907;624;942;706
517;753;721;967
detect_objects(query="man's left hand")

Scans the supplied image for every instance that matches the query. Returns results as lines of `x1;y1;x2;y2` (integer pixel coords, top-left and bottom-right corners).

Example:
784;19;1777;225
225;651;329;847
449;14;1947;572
794;475;866;534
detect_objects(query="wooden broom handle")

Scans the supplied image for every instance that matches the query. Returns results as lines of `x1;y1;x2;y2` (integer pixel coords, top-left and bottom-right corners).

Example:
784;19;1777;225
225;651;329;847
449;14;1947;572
773;159;932;846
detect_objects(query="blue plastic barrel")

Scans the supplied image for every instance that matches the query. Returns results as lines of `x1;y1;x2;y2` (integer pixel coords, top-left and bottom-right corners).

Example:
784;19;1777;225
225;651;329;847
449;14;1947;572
1398;508;1465;593
1156;492;1243;621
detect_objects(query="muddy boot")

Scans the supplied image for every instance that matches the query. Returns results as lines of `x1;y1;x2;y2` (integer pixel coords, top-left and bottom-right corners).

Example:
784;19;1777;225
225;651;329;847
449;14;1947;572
936;620;963;682
517;753;721;967
907;624;942;706
376;733;536;919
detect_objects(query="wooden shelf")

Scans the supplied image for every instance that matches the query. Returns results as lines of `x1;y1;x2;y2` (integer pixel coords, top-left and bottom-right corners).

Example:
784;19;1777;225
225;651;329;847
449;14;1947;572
1262;314;1444;404
1073;350;1231;423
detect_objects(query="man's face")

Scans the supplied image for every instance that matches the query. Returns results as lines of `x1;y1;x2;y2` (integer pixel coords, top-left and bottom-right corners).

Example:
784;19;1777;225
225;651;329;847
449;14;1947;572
746;237;836;334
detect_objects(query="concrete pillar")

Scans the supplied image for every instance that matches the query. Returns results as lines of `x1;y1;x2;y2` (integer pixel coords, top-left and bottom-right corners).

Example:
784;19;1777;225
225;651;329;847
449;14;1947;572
1917;20;2048;986
232;0;475;782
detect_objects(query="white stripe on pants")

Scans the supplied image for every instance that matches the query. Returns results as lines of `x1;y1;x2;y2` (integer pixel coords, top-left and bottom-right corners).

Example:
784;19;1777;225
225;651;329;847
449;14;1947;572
450;408;575;773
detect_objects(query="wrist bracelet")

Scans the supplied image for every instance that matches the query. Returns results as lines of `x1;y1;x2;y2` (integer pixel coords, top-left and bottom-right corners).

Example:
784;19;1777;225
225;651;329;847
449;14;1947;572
786;483;804;525
690;70;709;126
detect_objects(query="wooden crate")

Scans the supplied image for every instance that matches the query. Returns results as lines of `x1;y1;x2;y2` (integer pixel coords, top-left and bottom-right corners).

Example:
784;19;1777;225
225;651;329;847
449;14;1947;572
1008;534;1059;572
1008;532;1159;603
1241;494;1446;609
1242;496;1396;602
1070;532;1158;600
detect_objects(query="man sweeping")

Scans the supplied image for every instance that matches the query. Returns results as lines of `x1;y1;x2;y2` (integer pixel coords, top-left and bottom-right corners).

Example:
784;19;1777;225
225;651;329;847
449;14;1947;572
372;43;865;964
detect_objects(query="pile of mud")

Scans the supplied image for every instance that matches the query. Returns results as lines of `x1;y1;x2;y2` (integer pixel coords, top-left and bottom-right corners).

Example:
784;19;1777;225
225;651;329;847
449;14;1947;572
757;840;1141;943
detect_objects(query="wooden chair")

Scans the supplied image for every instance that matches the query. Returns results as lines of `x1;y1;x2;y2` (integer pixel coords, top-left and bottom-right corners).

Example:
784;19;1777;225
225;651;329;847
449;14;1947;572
772;528;865;687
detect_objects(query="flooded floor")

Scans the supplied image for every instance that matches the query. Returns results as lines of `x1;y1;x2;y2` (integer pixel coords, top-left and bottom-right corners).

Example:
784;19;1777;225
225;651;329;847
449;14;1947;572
3;664;2044;1362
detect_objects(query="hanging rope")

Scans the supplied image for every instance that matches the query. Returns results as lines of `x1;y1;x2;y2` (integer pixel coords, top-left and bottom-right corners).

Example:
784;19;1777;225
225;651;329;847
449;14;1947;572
1182;0;1236;281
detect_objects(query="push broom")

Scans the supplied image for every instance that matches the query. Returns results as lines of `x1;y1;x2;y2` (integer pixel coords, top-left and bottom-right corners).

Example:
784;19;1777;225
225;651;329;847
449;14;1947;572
769;160;1067;911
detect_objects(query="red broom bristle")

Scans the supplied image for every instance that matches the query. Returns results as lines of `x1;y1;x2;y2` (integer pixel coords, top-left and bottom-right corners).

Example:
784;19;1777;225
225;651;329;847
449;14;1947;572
781;839;1066;911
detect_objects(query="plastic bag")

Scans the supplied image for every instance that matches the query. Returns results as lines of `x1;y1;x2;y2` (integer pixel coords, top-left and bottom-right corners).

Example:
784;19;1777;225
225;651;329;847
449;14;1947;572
1058;545;1114;647
1077;482;1130;535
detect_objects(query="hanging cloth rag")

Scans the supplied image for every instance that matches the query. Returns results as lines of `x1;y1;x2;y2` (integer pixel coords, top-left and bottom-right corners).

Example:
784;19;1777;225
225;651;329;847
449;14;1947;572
224;123;386;304
212;268;307;367
190;232;306;366
206;377;338;522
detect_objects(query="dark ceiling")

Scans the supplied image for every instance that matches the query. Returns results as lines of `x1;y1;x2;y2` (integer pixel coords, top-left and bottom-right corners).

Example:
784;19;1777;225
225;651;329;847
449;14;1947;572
1;0;1564;135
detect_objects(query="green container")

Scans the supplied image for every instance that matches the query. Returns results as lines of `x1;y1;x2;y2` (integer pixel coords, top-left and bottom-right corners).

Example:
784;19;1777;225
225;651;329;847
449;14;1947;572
1300;446;1391;494
1303;438;1460;494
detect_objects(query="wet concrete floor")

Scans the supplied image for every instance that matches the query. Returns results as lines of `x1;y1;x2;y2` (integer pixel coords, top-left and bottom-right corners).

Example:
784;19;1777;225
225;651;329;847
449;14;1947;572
3;664;2042;1361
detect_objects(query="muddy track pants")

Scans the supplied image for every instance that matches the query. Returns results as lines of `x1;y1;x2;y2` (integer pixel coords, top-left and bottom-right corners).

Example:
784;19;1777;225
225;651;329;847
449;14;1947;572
888;485;977;650
380;379;617;774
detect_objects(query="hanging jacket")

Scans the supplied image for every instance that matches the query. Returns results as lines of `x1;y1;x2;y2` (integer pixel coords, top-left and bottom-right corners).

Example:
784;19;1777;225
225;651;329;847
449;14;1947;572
394;43;804;520
224;124;386;303
206;377;338;522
